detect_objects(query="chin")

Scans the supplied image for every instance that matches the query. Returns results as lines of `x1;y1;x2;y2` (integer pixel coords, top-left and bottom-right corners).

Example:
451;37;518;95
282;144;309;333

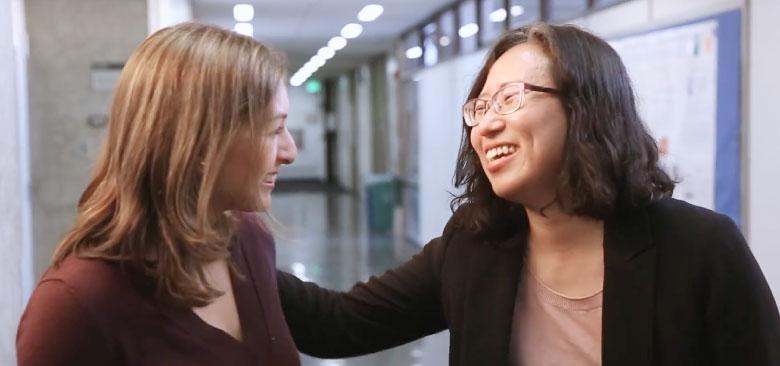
259;195;271;211
488;176;526;203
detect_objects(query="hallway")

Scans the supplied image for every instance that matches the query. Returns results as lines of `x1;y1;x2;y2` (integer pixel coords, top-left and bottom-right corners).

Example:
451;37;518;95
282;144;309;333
272;183;449;365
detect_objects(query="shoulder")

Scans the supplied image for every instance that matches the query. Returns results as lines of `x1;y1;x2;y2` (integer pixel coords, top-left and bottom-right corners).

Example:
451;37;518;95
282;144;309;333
41;256;133;307
644;197;741;247
642;198;759;285
18;258;118;363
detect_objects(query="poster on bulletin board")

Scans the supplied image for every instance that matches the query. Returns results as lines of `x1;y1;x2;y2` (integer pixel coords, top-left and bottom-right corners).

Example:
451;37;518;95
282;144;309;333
608;10;742;225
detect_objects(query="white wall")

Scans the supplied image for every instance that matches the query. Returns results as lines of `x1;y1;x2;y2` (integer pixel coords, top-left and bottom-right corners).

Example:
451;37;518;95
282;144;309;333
747;0;780;301
27;0;148;279
147;0;192;34
355;65;373;194
0;0;31;363
335;75;356;191
575;0;741;36
280;85;327;181
414;50;486;243
386;57;401;176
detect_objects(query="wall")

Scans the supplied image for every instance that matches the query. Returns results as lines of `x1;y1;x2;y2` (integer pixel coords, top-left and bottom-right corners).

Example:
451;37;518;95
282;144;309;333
747;0;780;300
280;85;327;181
414;49;486;243
575;0;740;35
335;74;356;191
27;0;149;279
0;0;30;362
147;0;193;34
355;64;373;193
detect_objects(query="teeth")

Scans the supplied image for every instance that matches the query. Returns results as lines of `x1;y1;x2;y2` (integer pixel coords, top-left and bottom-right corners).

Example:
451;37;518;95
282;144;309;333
486;145;516;161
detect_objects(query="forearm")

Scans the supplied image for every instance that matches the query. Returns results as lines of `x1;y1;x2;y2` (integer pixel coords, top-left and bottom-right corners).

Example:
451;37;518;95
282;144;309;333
278;271;446;357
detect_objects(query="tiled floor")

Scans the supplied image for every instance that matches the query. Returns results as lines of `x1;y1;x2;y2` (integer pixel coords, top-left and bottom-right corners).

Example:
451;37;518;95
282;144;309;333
271;183;449;366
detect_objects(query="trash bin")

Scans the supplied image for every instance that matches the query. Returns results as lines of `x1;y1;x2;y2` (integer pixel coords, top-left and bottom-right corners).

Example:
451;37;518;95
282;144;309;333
365;174;397;233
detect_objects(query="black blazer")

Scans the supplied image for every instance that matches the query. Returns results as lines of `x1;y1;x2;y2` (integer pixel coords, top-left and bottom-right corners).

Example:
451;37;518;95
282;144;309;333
277;198;780;365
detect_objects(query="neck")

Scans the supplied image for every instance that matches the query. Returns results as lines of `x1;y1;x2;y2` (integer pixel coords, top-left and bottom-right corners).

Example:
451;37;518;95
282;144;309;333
525;204;603;251
524;203;605;297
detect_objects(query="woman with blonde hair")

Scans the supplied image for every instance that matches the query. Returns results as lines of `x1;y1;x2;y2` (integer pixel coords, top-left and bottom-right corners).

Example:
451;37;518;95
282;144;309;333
17;22;299;365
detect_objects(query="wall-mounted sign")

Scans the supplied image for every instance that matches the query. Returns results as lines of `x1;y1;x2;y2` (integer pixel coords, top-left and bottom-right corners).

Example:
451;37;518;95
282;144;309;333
90;62;124;92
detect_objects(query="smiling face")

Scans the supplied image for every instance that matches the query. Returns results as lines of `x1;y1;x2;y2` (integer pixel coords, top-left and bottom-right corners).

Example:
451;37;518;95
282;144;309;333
215;84;298;212
469;42;568;210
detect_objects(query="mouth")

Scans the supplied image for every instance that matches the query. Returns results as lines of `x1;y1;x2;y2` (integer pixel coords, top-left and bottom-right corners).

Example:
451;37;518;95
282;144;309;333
261;172;278;187
483;144;518;173
485;144;518;162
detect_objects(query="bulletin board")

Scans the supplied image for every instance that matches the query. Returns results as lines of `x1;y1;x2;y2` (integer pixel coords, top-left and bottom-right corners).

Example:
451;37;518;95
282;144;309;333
608;9;742;225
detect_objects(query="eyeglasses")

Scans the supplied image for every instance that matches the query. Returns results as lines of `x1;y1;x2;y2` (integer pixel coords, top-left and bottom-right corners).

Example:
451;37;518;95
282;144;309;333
462;81;560;127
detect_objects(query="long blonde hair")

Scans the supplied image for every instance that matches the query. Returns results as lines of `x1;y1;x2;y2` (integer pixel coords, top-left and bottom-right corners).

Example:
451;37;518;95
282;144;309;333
52;22;286;307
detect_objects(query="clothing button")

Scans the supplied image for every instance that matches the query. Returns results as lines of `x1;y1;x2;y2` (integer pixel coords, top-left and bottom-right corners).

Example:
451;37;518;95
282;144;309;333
270;336;276;341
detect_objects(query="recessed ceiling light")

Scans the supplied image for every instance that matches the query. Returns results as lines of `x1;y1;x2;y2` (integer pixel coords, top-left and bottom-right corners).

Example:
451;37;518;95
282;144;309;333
311;55;326;68
233;4;254;22
358;4;384;22
511;5;525;17
458;23;479;38
489;8;507;23
234;22;253;37
328;36;348;50
439;36;451;47
405;46;422;59
318;47;336;60
341;23;363;39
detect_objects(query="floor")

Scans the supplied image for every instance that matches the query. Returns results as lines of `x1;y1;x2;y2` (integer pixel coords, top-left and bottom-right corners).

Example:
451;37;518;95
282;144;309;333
271;182;449;366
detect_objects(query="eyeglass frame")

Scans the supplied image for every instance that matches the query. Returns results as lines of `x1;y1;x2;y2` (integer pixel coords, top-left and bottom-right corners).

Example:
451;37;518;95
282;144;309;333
462;81;560;127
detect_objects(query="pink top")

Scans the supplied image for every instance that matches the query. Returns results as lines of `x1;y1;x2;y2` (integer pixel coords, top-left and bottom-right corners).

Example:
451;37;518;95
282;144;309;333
509;267;603;366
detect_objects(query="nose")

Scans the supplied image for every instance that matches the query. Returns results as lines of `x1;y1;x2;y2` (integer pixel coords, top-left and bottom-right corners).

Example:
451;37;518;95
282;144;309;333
472;109;505;136
278;127;298;165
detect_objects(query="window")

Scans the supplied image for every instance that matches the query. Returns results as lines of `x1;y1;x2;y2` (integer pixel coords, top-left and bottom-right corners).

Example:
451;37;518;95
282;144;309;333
401;30;422;72
458;0;479;53
422;22;439;66
549;0;588;22
509;0;540;28
594;0;629;9
438;9;458;60
480;0;506;45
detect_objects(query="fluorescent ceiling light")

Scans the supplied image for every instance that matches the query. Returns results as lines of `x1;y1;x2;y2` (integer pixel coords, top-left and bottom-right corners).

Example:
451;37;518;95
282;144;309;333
234;22;253;37
318;46;336;60
511;5;525;16
405;46;422;59
311;55;326;68
290;77;304;87
341;23;363;39
489;8;507;22
302;64;316;74
458;23;479;38
357;4;383;22
328;36;347;50
233;4;254;22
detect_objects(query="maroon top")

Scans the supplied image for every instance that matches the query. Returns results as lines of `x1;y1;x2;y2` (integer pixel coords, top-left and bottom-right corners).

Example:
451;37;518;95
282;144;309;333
17;214;300;366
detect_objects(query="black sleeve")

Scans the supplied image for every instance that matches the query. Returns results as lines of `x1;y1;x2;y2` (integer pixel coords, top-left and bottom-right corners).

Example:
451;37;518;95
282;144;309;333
16;280;115;366
277;235;450;358
704;215;780;364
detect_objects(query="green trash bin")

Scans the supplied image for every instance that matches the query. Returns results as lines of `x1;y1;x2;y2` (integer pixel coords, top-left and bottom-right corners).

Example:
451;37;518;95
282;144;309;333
365;174;397;233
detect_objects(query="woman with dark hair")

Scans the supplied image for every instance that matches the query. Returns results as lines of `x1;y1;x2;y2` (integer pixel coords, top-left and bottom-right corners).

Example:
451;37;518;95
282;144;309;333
277;23;780;365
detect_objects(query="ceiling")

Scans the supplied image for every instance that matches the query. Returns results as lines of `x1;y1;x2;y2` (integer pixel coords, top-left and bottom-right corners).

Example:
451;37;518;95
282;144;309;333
192;0;457;78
